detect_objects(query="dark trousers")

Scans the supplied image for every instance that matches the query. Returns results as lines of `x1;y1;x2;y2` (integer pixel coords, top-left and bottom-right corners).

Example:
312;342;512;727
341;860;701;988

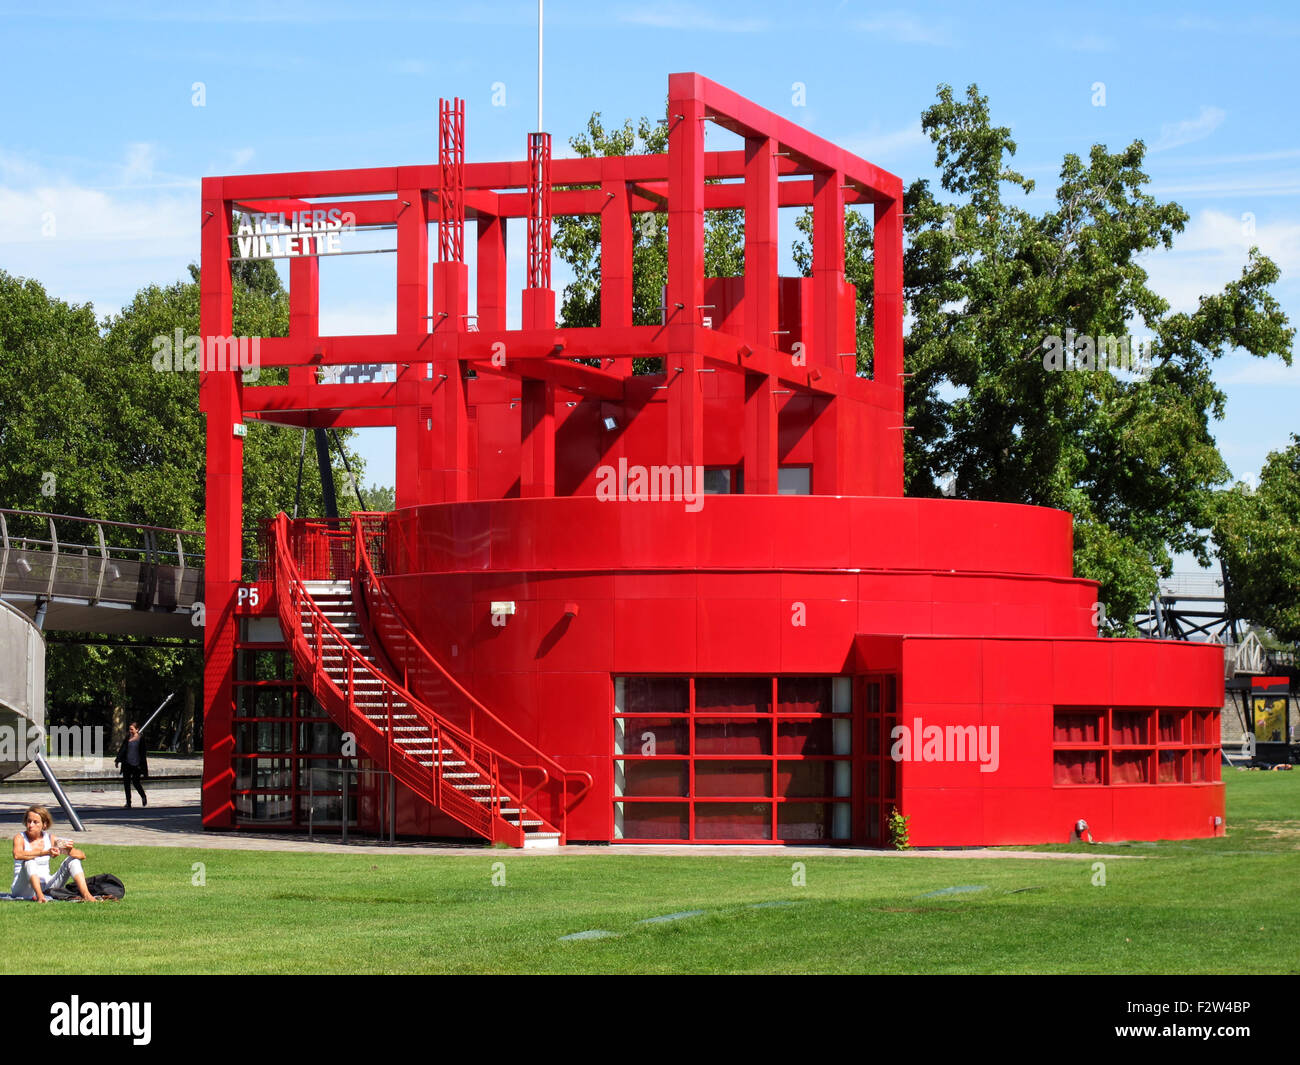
123;767;146;806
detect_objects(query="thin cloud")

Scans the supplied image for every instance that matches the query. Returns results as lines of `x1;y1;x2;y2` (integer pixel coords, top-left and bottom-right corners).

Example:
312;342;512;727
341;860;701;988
854;11;957;46
619;5;768;32
1052;31;1113;53
1217;358;1300;386
1152;105;1226;152
844;122;928;162
121;142;157;184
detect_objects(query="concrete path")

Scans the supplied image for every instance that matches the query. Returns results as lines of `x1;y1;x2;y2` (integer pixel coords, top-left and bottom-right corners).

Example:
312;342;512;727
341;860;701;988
0;780;1127;860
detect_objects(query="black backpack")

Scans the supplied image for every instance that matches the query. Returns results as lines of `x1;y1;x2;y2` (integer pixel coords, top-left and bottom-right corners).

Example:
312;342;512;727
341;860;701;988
46;873;126;901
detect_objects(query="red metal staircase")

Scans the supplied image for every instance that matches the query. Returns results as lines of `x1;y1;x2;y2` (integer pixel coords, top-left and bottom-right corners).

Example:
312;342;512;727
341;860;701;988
269;513;590;846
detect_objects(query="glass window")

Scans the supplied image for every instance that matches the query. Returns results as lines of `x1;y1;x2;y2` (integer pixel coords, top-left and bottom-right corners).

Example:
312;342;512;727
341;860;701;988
695;719;771;755
778;719;834;755
235;721;293;754
1158;750;1185;783
695;762;772;798
697;677;771;714
778;761;838;798
778;676;832;715
615;717;688;756
703;468;736;494
778;802;850;841
234;757;293;790
234;792;293;822
615;802;688;840
1054;751;1104;786
234;685;293;719
614;760;689;798
777;466;811;495
1112;751;1151;784
694;803;772;840
1112;711;1151;746
1158;712;1185;745
1055;710;1103;744
618;676;688;716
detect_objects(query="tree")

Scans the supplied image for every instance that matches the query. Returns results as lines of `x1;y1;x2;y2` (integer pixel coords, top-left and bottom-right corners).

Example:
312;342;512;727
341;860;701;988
553;111;745;370
1211;436;1300;643
898;85;1292;629
0;261;365;746
546;92;1298;633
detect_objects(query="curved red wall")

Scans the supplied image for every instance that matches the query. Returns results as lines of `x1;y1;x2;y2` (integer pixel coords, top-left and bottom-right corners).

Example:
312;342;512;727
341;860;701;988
372;496;1222;845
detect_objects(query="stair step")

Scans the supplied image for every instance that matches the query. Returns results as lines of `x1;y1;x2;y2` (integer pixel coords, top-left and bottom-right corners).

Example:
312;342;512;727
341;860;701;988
293;574;563;846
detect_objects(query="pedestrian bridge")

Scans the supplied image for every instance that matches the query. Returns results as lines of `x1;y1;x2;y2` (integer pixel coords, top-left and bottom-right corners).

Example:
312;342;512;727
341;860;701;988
0;509;204;639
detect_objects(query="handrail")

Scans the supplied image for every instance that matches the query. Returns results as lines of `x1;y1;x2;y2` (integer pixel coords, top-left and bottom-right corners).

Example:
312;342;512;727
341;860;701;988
273;517;505;839
0;508;203;538
351;512;594;817
269;514;543;844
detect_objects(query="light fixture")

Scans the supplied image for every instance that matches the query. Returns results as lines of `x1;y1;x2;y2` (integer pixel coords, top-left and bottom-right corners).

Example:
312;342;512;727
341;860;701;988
602;416;618;431
16;557;31;575
107;563;121;581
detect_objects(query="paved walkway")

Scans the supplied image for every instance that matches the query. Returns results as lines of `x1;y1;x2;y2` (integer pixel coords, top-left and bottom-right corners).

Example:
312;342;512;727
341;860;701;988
4;753;202;784
0;780;1126;860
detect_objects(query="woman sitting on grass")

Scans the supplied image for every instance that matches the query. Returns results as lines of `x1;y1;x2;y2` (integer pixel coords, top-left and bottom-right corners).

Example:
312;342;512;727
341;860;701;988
11;805;98;902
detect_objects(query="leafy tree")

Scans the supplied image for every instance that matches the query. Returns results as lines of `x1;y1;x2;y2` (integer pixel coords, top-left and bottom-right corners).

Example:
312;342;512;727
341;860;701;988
559;91;1294;631
0;261;364;747
1211;436;1300;642
554;111;744;372
898;84;1292;628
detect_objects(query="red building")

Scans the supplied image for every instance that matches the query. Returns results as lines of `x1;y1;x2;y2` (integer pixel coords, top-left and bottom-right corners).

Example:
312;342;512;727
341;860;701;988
200;74;1224;847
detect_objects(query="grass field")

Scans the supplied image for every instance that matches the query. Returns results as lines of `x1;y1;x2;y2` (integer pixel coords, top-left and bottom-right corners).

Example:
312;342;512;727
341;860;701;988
3;771;1297;974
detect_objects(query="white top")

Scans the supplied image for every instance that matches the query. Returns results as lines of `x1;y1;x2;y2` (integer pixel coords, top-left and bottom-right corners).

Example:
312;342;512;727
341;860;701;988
10;831;50;898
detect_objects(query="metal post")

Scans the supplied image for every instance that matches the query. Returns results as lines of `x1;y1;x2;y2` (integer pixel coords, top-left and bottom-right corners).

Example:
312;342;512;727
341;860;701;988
91;522;107;605
45;517;58;599
537;0;543;134
0;511;9;592
33;752;85;832
341;765;349;844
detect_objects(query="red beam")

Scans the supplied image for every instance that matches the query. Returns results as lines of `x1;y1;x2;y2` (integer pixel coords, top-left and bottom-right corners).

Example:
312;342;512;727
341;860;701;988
242;382;399;412
689;74;903;204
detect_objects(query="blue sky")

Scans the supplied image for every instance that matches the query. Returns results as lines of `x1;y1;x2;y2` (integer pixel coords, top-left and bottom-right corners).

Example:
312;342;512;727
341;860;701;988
1;0;1296;558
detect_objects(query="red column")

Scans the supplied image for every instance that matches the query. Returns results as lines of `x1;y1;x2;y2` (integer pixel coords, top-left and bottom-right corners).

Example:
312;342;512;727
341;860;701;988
395;187;430;508
288;254;318;399
431;260;469;502
666;73;705;472
477;213;506;332
812;168;845;370
743;136;779;494
874;194;905;496
199;183;239;829
811;169;845;495
601;177;633;328
520;289;556;496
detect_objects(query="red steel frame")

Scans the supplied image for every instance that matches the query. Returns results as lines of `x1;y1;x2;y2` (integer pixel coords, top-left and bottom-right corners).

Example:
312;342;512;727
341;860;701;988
200;72;1222;846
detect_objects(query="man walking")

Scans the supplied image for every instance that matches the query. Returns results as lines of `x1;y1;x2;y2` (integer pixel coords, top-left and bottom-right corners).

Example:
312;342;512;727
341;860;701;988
114;722;149;809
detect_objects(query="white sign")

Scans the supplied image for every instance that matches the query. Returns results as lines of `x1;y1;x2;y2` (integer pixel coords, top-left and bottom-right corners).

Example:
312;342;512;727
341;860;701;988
234;210;352;260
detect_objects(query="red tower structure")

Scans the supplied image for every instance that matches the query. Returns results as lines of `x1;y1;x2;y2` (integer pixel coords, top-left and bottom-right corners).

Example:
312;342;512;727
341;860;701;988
199;74;1224;846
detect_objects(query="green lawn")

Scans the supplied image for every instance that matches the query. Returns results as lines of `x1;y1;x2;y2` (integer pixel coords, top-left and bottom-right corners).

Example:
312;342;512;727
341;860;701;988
4;770;1298;974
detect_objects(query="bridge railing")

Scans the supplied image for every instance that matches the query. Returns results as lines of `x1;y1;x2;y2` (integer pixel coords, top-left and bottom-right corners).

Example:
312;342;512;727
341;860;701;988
0;509;205;613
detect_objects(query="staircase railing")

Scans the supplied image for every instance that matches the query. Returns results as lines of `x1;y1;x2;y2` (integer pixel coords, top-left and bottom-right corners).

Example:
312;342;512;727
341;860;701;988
350;512;592;840
269;513;543;845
